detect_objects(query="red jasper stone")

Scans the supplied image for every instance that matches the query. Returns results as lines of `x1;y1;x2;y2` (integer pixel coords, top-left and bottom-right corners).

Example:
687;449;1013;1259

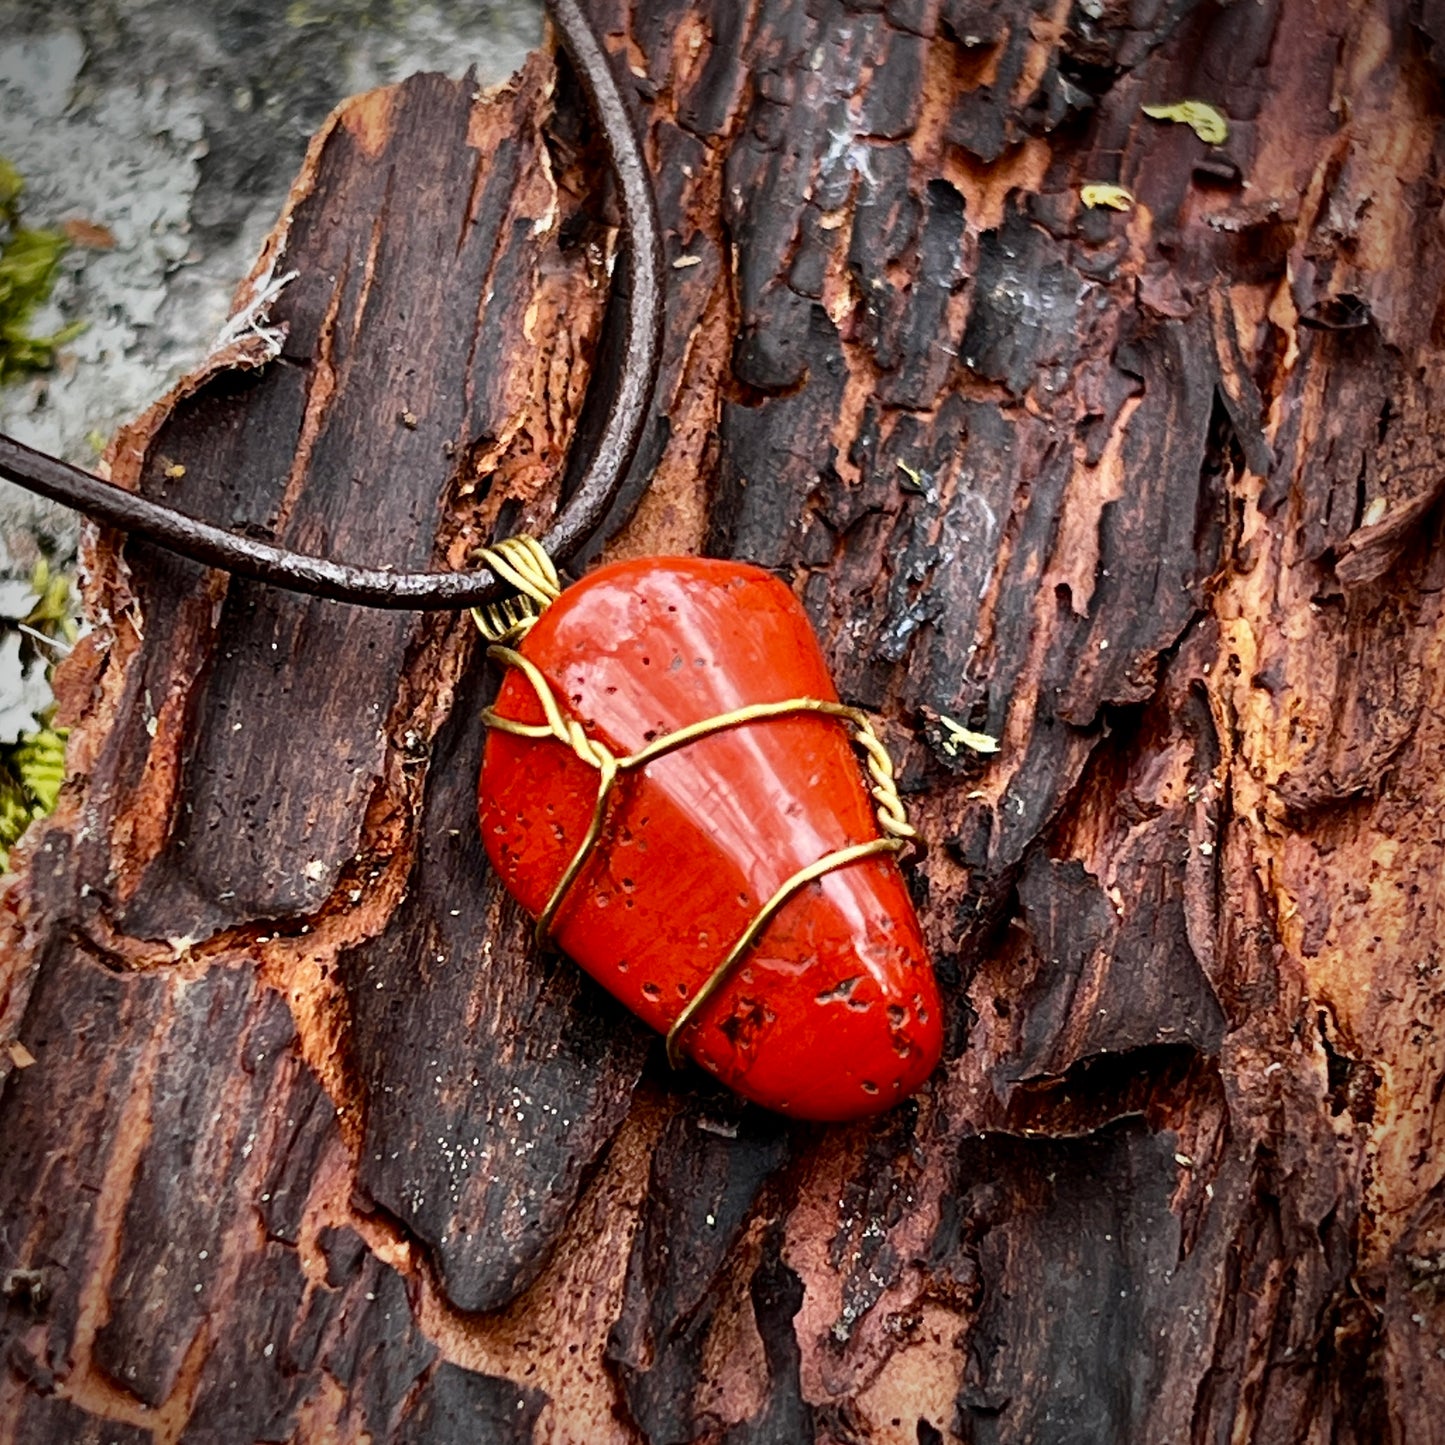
477;557;943;1121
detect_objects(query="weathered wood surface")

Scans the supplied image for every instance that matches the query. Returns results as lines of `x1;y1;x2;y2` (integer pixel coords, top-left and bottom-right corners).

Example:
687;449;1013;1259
3;1;1445;1440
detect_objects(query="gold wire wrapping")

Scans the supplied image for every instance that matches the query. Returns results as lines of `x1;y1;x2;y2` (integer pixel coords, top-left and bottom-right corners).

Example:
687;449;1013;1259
477;609;919;1069
469;536;563;643
662;835;900;1068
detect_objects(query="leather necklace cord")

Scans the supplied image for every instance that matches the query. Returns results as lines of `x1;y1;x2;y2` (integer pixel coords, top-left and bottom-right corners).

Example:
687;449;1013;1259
0;0;664;612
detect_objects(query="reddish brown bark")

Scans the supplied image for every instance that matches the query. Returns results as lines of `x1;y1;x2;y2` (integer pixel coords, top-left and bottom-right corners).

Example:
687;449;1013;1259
3;1;1445;1441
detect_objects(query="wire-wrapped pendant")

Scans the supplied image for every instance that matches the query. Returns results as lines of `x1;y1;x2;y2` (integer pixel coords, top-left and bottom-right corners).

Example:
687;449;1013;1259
477;554;943;1121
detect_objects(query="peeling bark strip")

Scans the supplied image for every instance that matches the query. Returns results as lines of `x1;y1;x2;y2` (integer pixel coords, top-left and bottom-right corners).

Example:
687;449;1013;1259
2;1;1445;1440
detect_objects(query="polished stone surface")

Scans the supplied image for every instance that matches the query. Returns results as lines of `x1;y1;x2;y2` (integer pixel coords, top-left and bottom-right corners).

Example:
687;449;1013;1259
480;556;942;1121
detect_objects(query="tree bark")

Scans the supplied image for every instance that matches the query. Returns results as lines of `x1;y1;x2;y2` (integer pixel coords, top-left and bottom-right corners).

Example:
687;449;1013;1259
3;1;1445;1441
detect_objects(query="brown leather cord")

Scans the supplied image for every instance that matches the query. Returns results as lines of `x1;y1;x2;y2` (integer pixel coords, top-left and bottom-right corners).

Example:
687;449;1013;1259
0;0;663;611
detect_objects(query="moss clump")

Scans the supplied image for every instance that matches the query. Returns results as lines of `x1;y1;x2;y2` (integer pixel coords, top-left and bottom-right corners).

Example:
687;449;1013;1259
0;561;78;873
0;724;67;872
0;158;84;384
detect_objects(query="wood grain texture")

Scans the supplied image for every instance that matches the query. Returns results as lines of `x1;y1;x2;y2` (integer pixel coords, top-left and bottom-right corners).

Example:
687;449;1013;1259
3;1;1445;1440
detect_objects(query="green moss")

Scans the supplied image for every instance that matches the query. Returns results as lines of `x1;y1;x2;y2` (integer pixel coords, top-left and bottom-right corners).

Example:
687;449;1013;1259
0;157;84;385
0;725;67;872
0;563;78;872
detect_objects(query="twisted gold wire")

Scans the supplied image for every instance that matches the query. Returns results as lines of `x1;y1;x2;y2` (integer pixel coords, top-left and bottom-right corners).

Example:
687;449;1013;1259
481;646;918;1066
849;714;915;843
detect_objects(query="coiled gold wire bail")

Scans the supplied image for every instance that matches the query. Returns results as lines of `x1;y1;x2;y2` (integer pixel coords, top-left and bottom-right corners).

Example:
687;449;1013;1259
470;536;562;643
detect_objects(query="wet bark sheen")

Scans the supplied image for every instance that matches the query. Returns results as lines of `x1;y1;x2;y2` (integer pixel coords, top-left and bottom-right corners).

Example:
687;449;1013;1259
3;2;1444;1441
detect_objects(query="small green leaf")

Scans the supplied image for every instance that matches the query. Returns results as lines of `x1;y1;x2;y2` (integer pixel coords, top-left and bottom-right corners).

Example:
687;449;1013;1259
1141;101;1229;146
23;559;75;635
1080;184;1135;212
